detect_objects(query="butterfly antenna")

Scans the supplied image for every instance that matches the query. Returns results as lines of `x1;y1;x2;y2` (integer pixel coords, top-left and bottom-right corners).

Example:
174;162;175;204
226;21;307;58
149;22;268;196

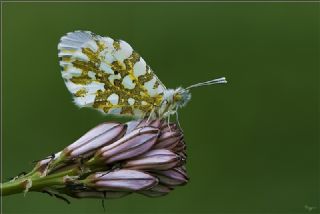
186;77;227;90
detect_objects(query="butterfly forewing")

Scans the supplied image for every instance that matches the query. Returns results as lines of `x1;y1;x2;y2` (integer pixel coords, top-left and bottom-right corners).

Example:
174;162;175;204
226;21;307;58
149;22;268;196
58;31;166;118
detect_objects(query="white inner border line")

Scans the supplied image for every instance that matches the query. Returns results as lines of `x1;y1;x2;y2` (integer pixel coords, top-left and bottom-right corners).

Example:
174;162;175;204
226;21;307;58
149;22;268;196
0;2;319;214
1;2;3;212
1;1;320;3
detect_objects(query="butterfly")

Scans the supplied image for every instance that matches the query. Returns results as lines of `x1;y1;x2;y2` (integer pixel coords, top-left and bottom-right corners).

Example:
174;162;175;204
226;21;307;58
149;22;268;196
58;31;227;122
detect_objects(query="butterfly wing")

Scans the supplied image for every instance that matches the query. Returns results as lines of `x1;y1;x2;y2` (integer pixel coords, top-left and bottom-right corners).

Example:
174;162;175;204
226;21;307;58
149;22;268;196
58;31;166;118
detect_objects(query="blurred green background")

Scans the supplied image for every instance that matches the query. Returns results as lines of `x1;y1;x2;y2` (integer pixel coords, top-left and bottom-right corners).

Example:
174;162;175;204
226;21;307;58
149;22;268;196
2;2;319;214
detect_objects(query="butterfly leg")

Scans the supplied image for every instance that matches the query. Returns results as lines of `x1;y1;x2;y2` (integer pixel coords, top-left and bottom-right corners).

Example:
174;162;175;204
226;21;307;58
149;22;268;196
167;114;172;132
158;105;161;118
175;109;182;130
138;107;157;134
145;107;155;125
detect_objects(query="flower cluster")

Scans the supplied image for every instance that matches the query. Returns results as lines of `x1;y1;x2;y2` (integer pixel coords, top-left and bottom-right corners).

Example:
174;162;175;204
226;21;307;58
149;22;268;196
34;119;188;200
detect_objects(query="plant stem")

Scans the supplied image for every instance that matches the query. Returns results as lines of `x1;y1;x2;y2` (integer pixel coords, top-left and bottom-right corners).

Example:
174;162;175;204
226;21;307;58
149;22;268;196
1;168;79;196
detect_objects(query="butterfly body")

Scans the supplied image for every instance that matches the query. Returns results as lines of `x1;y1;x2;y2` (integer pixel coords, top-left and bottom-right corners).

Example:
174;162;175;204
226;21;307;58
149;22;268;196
58;31;225;120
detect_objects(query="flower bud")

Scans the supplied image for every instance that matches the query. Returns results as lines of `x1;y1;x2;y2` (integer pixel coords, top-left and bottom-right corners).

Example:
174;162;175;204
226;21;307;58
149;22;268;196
37;151;62;167
135;119;163;129
172;139;187;153
179;152;187;162
88;127;160;165
160;122;180;133
125;121;141;135
153;130;183;150
86;169;157;191
22;119;189;201
64;122;126;158
152;167;189;186
122;149;181;171
69;191;131;199
125;119;162;135
139;184;172;197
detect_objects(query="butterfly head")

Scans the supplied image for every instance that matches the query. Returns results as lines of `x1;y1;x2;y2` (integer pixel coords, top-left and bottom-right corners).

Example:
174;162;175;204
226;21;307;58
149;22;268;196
173;87;192;108
160;77;227;118
162;88;191;109
159;88;191;118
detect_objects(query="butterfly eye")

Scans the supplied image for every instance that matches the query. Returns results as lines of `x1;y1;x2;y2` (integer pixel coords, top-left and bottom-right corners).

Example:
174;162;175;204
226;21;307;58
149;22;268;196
114;71;119;75
173;94;182;102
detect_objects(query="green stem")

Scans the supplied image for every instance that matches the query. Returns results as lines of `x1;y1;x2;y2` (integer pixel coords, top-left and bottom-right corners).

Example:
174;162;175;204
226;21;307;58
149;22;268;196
1;168;79;196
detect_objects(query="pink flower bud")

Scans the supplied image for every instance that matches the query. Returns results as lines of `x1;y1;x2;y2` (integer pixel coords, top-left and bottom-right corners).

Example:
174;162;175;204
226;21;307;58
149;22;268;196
90;127;160;165
135;119;163;129
139;184;172;197
160;122;180;133
64;122;126;158
153;131;183;150
70;191;131;199
122;149;181;171
152;167;189;186
172;139;187;153
86;169;157;191
37;151;62;167
125;119;162;135
25;119;189;201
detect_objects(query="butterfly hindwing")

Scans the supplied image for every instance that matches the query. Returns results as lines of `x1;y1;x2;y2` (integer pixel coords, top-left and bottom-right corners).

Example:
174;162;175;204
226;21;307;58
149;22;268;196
58;31;166;118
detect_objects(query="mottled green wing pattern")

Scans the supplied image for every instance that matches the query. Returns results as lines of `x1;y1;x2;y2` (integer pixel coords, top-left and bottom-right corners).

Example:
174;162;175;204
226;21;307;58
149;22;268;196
58;31;166;118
